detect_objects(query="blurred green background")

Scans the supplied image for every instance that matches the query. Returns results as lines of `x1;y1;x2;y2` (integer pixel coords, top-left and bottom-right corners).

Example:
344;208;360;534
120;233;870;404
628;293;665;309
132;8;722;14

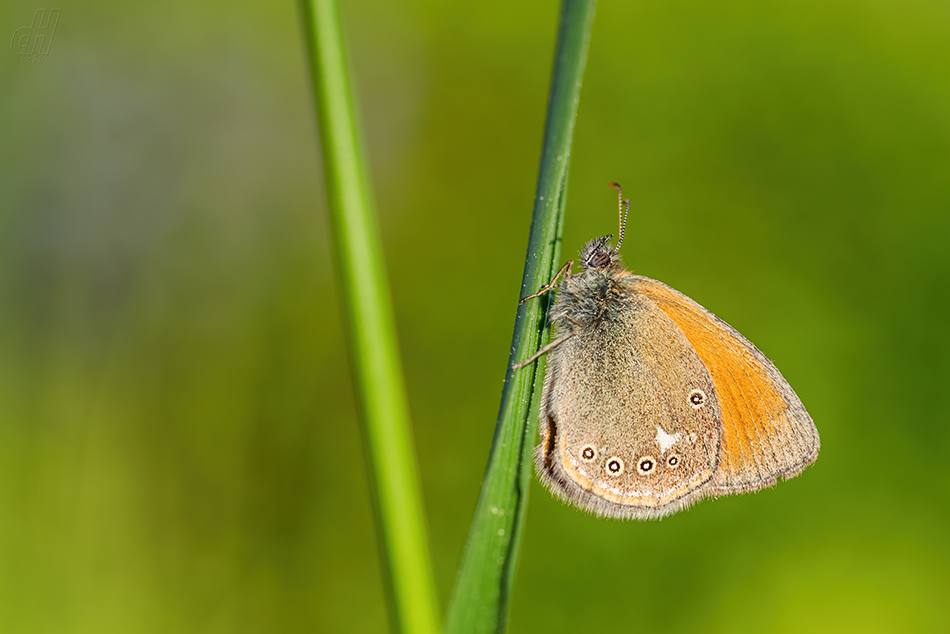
2;0;949;632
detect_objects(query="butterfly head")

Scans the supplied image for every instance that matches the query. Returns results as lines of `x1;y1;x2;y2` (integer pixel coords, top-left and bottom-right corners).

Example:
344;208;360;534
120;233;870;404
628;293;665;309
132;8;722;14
579;235;618;270
579;182;631;271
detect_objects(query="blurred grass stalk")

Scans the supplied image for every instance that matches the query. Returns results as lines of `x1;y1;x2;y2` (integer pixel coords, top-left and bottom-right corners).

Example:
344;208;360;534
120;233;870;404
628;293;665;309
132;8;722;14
298;1;440;633
444;1;597;632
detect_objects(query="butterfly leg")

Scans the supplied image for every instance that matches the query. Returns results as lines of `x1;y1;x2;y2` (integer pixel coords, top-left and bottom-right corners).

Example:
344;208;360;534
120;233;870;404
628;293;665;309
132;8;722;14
519;260;573;304
512;320;581;370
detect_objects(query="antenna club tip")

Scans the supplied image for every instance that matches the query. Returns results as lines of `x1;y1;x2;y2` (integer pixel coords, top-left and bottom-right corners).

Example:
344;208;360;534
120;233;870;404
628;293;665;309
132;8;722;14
608;182;622;191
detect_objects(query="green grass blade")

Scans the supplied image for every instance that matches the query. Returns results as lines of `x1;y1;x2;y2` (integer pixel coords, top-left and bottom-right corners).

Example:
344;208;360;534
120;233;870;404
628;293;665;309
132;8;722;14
444;1;598;632
297;1;440;633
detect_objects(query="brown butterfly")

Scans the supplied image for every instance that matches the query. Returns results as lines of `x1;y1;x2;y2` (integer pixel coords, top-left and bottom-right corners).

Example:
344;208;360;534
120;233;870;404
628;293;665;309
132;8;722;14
516;183;819;519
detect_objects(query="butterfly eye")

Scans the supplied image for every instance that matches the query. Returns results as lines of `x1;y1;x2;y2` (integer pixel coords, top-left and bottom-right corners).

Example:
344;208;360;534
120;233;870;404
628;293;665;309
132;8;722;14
688;389;706;408
667;454;680;468
580;446;596;461
637;456;656;475
590;252;611;268
605;458;624;475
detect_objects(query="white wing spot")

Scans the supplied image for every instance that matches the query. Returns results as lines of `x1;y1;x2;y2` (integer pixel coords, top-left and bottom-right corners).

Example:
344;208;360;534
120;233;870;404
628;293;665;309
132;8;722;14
656;425;681;454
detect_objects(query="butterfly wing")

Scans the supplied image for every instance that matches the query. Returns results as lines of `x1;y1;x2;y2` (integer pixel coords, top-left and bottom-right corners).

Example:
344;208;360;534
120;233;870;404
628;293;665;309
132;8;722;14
539;272;725;519
629;275;820;493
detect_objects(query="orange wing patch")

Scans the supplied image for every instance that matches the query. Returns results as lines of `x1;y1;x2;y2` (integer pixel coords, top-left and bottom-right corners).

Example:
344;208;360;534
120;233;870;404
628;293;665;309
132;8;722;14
630;276;817;491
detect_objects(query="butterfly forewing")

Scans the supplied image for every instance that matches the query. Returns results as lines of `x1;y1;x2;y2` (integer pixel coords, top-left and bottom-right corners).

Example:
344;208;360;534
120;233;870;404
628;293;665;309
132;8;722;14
629;276;820;492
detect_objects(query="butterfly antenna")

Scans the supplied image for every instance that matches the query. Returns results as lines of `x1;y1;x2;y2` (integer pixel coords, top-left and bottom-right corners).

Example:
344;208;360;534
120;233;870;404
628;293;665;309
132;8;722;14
608;182;630;255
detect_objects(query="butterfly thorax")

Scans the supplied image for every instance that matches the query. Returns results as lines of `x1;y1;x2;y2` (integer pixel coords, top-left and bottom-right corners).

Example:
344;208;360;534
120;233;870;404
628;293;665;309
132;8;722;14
550;260;633;333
